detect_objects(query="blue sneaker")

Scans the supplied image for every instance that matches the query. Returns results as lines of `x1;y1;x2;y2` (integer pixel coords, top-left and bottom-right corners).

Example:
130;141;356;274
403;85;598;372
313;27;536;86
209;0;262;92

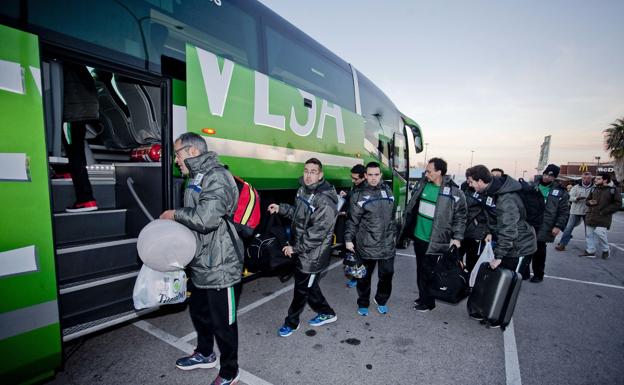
308;313;337;327
210;371;240;385
374;299;388;314
357;307;369;316
346;278;357;288
278;324;299;337
175;351;217;370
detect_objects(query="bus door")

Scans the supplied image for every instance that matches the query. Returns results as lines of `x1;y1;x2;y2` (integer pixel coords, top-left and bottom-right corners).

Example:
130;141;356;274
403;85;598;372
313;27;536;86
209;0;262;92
392;132;409;224
0;25;61;384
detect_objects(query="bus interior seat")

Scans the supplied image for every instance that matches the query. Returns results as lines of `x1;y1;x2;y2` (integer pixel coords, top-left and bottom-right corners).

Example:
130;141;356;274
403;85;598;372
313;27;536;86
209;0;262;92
115;75;161;144
93;70;139;149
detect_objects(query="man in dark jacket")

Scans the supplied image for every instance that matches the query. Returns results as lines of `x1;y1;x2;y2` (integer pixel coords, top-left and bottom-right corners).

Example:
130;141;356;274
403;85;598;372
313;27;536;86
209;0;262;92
160;132;243;385
269;158;338;337
582;173;621;259
460;181;495;272
63;63;99;212
402;158;467;312
345;162;396;316
466;165;537;273
336;164;366;287
527;164;569;282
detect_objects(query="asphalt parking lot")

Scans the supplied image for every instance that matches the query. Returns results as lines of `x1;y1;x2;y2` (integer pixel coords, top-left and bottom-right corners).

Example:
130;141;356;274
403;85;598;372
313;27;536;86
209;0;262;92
47;213;624;385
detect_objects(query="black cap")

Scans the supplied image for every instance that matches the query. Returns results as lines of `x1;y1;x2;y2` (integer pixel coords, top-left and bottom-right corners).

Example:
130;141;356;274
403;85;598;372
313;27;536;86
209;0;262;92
542;164;560;178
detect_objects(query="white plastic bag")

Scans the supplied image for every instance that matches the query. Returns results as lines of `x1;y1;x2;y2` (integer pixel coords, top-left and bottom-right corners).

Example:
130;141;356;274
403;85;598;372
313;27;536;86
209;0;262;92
469;241;495;287
133;264;187;309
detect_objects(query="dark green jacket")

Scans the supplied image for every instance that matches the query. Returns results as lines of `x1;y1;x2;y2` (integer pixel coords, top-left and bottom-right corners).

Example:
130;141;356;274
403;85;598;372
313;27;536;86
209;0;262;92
532;178;570;243
403;176;467;255
345;182;396;260
174;152;243;289
486;176;537;259
279;178;338;273
586;184;621;229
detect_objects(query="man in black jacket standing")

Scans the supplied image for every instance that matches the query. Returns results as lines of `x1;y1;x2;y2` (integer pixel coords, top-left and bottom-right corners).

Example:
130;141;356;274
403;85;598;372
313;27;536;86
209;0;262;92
402;158;467;312
465;165;537;272
269;158;338;337
528;164;569;282
345;162;396;315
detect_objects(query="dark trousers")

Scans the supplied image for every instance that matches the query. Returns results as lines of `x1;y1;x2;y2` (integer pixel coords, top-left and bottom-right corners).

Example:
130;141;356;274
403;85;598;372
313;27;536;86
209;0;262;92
356;257;395;307
189;284;241;379
62;121;94;202
459;238;483;272
413;238;437;307
531;241;547;279
285;269;335;328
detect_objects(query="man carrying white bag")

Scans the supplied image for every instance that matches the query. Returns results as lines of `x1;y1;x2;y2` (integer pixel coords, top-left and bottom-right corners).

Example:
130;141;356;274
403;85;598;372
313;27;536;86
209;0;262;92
133;219;196;309
465;165;537;328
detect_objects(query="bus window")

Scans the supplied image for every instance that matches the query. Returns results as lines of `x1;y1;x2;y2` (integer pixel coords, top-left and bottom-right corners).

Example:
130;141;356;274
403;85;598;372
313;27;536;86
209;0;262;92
24;0;259;71
152;0;259;70
358;70;400;152
266;26;355;111
393;132;407;178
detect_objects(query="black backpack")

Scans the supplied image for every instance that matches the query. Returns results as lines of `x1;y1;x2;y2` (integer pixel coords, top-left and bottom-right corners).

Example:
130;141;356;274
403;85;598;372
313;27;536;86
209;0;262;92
517;178;545;228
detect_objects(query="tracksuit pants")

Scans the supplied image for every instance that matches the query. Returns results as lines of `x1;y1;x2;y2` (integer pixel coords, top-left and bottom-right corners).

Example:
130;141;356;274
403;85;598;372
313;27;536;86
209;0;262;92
284;269;335;328
62;121;94;203
459;238;483;272
531;241;547;279
413;238;437;307
189;284;241;379
356;257;395;308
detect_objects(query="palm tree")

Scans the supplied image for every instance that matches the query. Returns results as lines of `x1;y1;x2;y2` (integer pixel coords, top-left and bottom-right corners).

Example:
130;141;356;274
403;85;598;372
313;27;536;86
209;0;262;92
604;117;624;183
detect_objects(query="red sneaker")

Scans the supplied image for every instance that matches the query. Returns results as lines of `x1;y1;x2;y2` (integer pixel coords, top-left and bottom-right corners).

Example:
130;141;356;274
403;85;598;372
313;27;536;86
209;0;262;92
65;200;98;213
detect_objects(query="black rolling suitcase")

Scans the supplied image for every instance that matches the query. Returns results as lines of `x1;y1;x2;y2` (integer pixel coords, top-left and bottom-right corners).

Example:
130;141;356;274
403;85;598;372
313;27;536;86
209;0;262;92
467;257;523;329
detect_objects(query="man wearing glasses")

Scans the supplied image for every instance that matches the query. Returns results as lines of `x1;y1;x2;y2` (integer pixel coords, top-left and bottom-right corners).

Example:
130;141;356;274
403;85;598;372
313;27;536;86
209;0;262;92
402;157;467;312
269;158;339;337
160;132;243;385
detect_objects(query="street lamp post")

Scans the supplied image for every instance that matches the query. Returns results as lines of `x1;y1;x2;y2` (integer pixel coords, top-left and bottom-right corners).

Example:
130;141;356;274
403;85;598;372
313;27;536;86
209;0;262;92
470;150;475;167
522;170;527;179
595;156;601;168
457;163;462;179
423;142;429;167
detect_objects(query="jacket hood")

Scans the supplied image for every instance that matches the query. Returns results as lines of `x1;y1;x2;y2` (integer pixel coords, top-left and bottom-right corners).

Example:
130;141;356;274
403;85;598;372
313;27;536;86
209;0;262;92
299;177;338;204
488;175;521;195
184;151;220;176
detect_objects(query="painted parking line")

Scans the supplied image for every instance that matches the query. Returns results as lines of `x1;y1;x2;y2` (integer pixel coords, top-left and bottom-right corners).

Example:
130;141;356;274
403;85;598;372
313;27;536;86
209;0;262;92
134;320;275;385
504;320;522;385
544;275;624;290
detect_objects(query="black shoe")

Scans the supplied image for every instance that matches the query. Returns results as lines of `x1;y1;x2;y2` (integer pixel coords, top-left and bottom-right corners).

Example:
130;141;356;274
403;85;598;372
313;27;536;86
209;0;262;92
414;303;435;312
469;313;485;321
602;251;609;259
530;276;543;283
413;298;423;306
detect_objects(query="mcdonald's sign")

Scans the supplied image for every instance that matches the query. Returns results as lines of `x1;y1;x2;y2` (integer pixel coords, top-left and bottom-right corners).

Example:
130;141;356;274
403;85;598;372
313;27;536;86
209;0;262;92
579;163;589;172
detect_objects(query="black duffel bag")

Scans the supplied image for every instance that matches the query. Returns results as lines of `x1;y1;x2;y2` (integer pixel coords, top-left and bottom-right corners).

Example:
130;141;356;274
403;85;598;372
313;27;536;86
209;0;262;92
430;246;470;304
244;213;293;274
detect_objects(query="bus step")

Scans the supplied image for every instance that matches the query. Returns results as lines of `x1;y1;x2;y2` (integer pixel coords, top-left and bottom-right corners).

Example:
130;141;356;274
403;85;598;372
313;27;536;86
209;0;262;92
53;209;127;245
62;307;158;342
51;178;116;213
59;271;138;330
56;237;139;285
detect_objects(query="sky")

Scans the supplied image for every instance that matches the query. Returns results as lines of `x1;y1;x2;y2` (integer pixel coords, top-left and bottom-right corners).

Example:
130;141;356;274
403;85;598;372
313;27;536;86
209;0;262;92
259;0;623;179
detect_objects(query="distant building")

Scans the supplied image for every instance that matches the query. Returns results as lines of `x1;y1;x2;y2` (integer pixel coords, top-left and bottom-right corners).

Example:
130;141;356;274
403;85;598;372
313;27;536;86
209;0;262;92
559;162;614;180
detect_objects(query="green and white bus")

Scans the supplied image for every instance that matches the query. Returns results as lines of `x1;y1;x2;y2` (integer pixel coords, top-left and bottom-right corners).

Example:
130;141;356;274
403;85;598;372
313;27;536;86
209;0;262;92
0;1;423;383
